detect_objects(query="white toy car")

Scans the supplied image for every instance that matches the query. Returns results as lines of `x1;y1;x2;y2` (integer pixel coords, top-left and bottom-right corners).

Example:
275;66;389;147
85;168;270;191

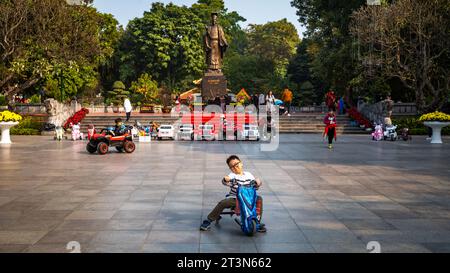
178;124;194;140
195;124;217;141
239;124;260;141
157;125;175;140
383;124;398;141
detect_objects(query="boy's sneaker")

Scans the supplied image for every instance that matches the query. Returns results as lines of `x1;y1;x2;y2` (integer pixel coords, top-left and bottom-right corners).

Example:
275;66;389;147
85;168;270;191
258;223;267;233
328;144;332;149
200;220;211;231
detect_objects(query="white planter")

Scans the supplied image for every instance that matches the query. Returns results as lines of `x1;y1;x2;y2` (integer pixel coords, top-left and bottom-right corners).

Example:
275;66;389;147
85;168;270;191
0;121;19;144
423;121;450;144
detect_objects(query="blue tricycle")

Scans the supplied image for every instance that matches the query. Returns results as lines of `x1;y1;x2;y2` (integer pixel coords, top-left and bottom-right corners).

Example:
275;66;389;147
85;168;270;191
221;180;262;236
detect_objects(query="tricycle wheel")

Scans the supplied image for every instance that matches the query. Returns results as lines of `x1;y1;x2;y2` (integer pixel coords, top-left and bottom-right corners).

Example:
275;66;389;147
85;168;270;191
124;141;136;153
116;146;124;153
246;219;257;237
97;142;108;155
86;143;96;154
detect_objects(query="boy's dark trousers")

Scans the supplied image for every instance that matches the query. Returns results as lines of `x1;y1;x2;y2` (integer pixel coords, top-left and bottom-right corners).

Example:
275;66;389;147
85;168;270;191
208;196;263;221
126;112;131;121
327;127;335;144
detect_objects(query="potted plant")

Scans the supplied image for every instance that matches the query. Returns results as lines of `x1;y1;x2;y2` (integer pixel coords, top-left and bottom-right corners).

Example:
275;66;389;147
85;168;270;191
130;73;160;113
0;110;22;144
419;111;450;144
108;81;130;113
159;85;173;114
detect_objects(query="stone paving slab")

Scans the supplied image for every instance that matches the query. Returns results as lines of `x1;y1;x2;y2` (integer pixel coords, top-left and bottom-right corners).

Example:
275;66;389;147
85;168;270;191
0;135;449;253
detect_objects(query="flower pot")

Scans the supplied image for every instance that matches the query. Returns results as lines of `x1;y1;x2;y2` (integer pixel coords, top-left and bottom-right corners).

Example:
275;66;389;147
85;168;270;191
112;106;119;113
423;121;450;144
154;105;162;113
140;105;154;113
0;121;19;144
162;106;172;114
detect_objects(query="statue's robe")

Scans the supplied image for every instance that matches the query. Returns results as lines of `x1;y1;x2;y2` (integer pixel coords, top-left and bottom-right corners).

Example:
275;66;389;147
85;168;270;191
204;25;228;71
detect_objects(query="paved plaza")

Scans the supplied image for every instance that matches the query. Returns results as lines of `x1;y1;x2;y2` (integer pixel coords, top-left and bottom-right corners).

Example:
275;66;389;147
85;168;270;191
0;135;449;253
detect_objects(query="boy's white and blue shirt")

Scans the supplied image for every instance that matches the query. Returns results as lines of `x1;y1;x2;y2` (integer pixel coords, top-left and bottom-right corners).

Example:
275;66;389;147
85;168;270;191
223;171;256;198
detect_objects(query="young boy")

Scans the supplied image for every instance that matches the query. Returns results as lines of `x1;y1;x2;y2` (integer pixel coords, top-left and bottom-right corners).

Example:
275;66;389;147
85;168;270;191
323;109;337;149
113;118;126;136
200;155;266;232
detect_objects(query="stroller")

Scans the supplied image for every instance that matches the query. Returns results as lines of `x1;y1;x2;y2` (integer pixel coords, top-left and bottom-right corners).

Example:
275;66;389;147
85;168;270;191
371;124;383;141
220;180;262;236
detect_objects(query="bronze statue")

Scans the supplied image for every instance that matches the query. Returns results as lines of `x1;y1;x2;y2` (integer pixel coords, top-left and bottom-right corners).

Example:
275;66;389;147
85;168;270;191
204;12;228;73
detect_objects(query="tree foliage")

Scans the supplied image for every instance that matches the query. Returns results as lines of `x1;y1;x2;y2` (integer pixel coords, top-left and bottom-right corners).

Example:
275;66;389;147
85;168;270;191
290;0;366;96
119;3;205;93
224;19;300;95
108;81;130;106
130;73;159;105
351;0;450;113
0;0;120;101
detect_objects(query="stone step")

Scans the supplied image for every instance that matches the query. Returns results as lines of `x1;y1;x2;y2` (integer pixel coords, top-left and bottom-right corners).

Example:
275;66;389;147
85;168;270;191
79;114;365;134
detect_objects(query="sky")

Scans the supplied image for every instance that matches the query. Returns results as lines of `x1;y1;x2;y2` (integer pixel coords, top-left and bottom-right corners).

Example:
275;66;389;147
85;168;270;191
92;0;306;38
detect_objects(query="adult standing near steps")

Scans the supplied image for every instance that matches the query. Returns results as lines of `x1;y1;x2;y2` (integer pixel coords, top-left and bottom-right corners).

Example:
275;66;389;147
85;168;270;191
124;97;132;122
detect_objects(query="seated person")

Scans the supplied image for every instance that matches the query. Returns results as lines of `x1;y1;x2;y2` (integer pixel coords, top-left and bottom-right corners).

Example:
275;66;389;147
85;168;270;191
200;155;266;232
112;118;126;136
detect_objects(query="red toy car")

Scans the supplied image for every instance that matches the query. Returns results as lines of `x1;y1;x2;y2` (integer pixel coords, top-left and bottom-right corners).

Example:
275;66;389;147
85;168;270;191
86;126;136;155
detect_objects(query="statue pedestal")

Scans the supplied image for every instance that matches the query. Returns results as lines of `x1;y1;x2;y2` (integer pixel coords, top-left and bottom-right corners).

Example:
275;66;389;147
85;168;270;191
202;73;227;102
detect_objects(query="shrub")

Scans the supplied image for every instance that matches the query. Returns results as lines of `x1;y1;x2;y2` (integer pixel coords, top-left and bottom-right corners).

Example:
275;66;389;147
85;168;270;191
108;81;130;106
10;128;40;135
28;94;42;104
392;116;450;135
0;95;7;106
9;116;42;135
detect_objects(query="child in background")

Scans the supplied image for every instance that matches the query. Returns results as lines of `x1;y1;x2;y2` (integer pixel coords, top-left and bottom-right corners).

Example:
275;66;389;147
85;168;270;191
323;109;337;149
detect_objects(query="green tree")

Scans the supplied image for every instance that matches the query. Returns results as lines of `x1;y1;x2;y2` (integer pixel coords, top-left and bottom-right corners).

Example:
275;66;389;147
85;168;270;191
119;3;205;92
351;0;450;113
290;0;366;96
247;19;300;79
130;73;160;105
224;19;300;95
287;39;327;105
0;0;120;101
108;81;130;106
43;62;98;102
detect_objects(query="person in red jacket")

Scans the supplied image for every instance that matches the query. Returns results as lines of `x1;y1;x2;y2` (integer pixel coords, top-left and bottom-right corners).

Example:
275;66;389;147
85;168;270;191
323;109;337;149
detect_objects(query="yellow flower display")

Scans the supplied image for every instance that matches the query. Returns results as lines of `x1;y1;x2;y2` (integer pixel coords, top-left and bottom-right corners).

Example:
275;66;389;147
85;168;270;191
0;111;23;122
419;111;450;122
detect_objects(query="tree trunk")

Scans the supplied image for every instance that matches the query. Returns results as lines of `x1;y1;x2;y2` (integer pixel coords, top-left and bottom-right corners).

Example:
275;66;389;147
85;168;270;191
5;77;40;99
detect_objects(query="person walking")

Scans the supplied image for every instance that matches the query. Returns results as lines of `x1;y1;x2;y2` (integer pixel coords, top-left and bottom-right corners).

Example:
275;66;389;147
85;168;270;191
323;109;337;149
266;91;276;114
281;87;293;116
325;90;337;111
252;93;259;112
124;97;132;122
338;97;345;115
